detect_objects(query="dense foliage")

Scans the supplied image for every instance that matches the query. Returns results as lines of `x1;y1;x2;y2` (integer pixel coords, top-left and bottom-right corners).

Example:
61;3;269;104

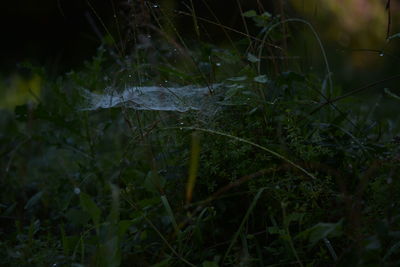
1;7;400;267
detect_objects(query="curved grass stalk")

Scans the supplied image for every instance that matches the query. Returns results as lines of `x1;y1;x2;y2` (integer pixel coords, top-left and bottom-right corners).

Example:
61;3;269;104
257;18;333;99
181;127;316;180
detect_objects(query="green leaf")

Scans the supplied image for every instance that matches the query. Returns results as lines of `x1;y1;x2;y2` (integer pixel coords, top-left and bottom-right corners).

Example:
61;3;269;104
297;219;343;247
24;191;44;210
261;11;272;19
247;53;260;63
267;226;285;235
243;10;257;18
80;193;101;233
161;195;179;231
254;75;268;83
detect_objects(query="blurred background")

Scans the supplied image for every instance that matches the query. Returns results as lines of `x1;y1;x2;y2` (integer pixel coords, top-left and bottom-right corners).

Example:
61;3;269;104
1;0;400;114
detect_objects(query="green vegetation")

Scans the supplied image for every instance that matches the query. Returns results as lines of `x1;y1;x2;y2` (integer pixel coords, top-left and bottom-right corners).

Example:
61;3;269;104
1;5;400;267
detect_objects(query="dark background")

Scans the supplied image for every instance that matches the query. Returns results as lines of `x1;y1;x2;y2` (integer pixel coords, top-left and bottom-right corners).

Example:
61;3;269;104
1;0;117;74
1;0;276;75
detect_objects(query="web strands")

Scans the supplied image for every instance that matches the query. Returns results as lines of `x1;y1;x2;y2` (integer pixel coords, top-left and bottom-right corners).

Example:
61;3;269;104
81;84;223;113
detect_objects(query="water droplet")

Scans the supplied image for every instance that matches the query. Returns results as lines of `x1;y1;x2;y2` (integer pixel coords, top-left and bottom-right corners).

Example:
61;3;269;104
180;122;184;125
153;4;159;8
216;62;221;67
74;187;81;195
164;80;168;83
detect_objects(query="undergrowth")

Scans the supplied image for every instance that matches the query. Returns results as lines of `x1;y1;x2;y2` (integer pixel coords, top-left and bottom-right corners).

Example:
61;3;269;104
1;2;400;266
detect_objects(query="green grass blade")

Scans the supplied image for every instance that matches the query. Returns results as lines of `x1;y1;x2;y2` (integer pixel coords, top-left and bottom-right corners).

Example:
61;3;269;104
222;187;266;264
160;194;179;232
186;131;201;204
